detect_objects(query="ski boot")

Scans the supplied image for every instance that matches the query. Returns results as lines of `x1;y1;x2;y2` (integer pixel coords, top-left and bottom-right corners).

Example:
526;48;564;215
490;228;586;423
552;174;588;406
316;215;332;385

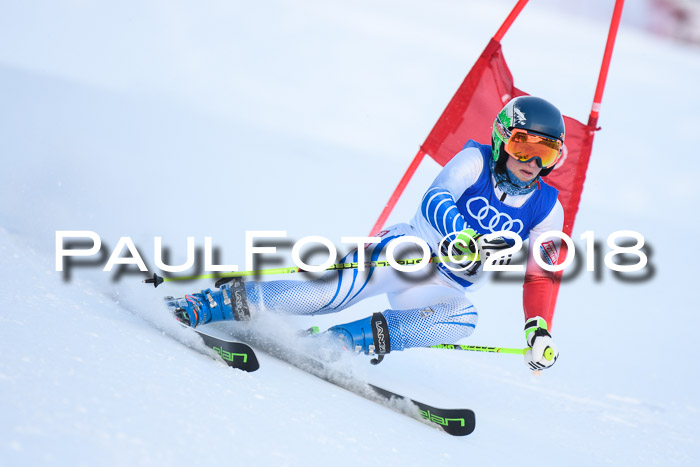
325;312;392;363
165;279;251;327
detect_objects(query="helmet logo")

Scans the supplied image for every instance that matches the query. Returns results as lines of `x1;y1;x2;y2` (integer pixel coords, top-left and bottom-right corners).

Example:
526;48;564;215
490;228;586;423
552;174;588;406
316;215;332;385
513;107;526;126
495;120;509;140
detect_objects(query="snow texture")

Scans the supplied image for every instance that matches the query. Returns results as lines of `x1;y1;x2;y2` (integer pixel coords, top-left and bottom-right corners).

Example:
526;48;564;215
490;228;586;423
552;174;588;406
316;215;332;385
1;1;699;465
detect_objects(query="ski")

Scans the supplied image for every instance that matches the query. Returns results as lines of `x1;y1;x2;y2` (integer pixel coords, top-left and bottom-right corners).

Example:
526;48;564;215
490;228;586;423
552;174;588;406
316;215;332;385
227;328;475;436
163;294;260;372
191;328;260;372
367;384;475;436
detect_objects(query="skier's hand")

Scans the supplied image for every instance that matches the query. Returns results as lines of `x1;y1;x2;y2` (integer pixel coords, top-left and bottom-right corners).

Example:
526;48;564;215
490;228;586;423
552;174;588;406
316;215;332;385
461;233;514;276
440;228;479;263
524;316;558;371
440;230;514;276
477;234;514;267
446;228;479;255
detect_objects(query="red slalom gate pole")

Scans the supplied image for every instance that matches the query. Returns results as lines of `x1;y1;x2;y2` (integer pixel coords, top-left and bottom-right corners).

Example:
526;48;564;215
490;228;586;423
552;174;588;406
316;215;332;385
493;0;530;42
588;0;625;128
547;0;626;325
369;149;426;236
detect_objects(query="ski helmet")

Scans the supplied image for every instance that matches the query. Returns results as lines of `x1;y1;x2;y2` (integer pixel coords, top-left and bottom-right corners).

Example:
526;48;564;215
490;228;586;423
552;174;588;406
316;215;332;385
491;96;565;177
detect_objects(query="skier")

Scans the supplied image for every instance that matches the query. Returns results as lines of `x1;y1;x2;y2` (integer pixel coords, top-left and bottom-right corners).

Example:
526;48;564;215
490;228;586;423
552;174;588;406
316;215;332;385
168;96;565;371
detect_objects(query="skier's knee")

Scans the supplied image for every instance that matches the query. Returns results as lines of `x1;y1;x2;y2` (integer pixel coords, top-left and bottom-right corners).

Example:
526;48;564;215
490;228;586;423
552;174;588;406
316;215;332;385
382;298;477;350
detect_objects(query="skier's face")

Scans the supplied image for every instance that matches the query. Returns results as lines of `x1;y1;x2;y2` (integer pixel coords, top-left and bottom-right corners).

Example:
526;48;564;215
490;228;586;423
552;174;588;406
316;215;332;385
506;156;542;182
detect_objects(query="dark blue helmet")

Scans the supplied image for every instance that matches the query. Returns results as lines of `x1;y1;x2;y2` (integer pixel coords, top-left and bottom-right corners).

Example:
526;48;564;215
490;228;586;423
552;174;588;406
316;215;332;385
491;96;566;177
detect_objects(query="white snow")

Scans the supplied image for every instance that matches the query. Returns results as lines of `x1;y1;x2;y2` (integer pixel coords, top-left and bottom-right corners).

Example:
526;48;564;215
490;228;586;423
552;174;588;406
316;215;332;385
1;1;699;465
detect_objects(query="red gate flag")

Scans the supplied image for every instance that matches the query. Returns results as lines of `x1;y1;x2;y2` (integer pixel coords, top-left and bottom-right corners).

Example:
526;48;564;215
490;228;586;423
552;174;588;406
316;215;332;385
420;38;597;237
413;38;597;323
369;0;623;324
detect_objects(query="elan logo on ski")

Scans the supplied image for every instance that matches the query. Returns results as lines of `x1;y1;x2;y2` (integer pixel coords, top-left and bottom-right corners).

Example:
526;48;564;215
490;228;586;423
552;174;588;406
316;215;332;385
213;346;249;364
419;409;467;430
196;329;260;372
369;384;475;436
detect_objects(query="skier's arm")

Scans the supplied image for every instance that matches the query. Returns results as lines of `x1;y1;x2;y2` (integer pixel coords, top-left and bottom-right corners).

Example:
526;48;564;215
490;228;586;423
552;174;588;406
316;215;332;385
521;200;564;370
420;148;482;238
523;200;564;329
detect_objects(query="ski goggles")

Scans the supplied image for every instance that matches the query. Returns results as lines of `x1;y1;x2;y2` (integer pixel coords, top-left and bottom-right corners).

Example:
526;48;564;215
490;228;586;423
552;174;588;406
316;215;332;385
503;128;563;169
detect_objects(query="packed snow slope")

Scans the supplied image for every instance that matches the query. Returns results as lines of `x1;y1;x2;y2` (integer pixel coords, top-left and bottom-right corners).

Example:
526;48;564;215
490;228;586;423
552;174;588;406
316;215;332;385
1;1;699;465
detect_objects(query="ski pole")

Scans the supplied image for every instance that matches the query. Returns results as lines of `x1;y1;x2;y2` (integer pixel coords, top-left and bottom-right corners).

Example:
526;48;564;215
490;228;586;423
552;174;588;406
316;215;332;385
430;344;555;361
143;252;479;288
431;344;527;355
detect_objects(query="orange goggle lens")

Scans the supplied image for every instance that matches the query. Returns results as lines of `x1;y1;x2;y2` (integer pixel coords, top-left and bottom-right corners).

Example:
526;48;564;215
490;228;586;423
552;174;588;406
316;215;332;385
504;128;562;168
